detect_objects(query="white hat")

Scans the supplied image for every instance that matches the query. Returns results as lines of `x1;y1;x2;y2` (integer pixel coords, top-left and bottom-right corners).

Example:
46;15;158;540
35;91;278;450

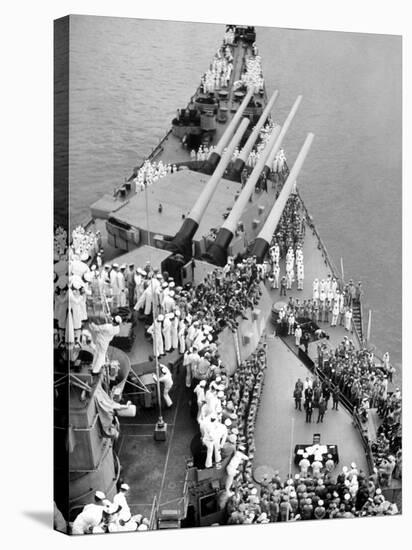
120;264;126;270
169;281;175;288
83;271;93;282
175;310;181;317
302;453;308;458
351;462;357;469
120;483;130;491
318;500;324;506
80;252;89;262
114;315;122;324
169;290;175;297
95;490;106;500
157;314;164;322
137;524;148;531
156;273;163;279
104;502;119;514
224;418;232;427
217;391;225;399
199;380;206;387
251;488;258;495
112;263;119;268
162;282;168;288
137;267;146;276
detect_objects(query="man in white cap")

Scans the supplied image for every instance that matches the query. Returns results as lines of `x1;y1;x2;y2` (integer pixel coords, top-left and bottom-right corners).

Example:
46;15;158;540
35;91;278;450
134;267;146;304
135;279;154;317
299;453;310;477
177;313;186;354
71;491;107;535
153;364;173;407
194;379;207;416
162;312;172;353
225;445;249;494
89;316;122;374
163;289;176;314
113;483;131;521
147;314;164;357
117;265;127;307
202;414;223;468
344;307;353;332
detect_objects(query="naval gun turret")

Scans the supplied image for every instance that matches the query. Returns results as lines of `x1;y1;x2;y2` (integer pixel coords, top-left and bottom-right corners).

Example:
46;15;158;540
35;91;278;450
226;89;279;181
202;125;281;266
203;88;254;174
259;95;303;183
201;97;304;266
249;132;315;263
161;117;250;283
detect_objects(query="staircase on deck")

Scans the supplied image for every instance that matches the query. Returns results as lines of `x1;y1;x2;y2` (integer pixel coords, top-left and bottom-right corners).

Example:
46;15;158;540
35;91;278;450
351;300;364;342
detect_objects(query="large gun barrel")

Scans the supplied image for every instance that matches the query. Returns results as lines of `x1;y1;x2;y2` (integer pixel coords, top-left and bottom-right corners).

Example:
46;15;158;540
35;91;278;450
228;89;279;180
261;95;303;180
167;117;250;257
249;132;314;263
203;124;281;266
204;88;254;174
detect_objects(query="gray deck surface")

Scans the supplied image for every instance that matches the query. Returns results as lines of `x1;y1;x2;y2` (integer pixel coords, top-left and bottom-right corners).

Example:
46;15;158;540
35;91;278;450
253;333;368;478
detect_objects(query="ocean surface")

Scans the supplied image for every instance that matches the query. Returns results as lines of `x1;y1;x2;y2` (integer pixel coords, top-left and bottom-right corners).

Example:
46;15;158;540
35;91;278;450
56;16;402;371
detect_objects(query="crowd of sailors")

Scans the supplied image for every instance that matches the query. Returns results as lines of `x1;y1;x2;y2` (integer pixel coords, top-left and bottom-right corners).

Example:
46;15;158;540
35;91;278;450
201;42;234;94
233;54;264;95
71;485;151;534
190;345;266;474
226;462;398;524
133;159;178;192
133;256;264;367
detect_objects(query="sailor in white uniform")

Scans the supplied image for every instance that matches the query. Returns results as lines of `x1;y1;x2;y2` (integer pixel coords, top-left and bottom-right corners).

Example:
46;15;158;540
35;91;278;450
113;484;131;522
225;446;249;494
170;312;179;350
153;364;173;407
147;314;164;357
202;415;223;468
89;316;122;374
162;313;172;353
71;491;107;535
177;313;186;354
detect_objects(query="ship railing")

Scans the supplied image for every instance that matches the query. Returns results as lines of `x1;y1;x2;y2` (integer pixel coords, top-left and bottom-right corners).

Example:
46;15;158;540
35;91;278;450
149;494;159;530
297;188;366;349
296;189;341;279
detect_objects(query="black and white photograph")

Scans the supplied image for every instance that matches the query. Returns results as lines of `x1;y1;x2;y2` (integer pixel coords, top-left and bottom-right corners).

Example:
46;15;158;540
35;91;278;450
52;14;403;535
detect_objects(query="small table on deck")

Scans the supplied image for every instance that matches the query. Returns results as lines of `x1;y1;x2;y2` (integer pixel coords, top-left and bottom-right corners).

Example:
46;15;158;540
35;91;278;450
294;443;339;466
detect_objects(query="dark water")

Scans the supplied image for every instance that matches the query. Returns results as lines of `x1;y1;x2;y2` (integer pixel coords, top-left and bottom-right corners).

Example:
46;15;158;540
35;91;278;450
56;16;402;370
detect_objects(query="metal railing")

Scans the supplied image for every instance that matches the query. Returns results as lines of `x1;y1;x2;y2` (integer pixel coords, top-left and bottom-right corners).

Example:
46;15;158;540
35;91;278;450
149;494;159;530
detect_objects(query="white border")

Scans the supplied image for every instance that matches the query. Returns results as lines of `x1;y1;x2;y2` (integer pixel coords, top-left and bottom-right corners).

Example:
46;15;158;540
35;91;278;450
1;1;409;549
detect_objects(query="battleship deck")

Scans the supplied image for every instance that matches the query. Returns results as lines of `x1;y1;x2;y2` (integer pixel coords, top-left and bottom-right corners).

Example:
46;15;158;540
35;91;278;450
89;34;264;222
113;207;376;517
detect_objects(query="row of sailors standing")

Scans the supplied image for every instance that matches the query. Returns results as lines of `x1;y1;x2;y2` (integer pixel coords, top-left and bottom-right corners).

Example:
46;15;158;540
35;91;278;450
54;249;99;343
201;45;233;94
133;159;177;192
190;144;216;162
312;276;353;330
268;243;305;292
